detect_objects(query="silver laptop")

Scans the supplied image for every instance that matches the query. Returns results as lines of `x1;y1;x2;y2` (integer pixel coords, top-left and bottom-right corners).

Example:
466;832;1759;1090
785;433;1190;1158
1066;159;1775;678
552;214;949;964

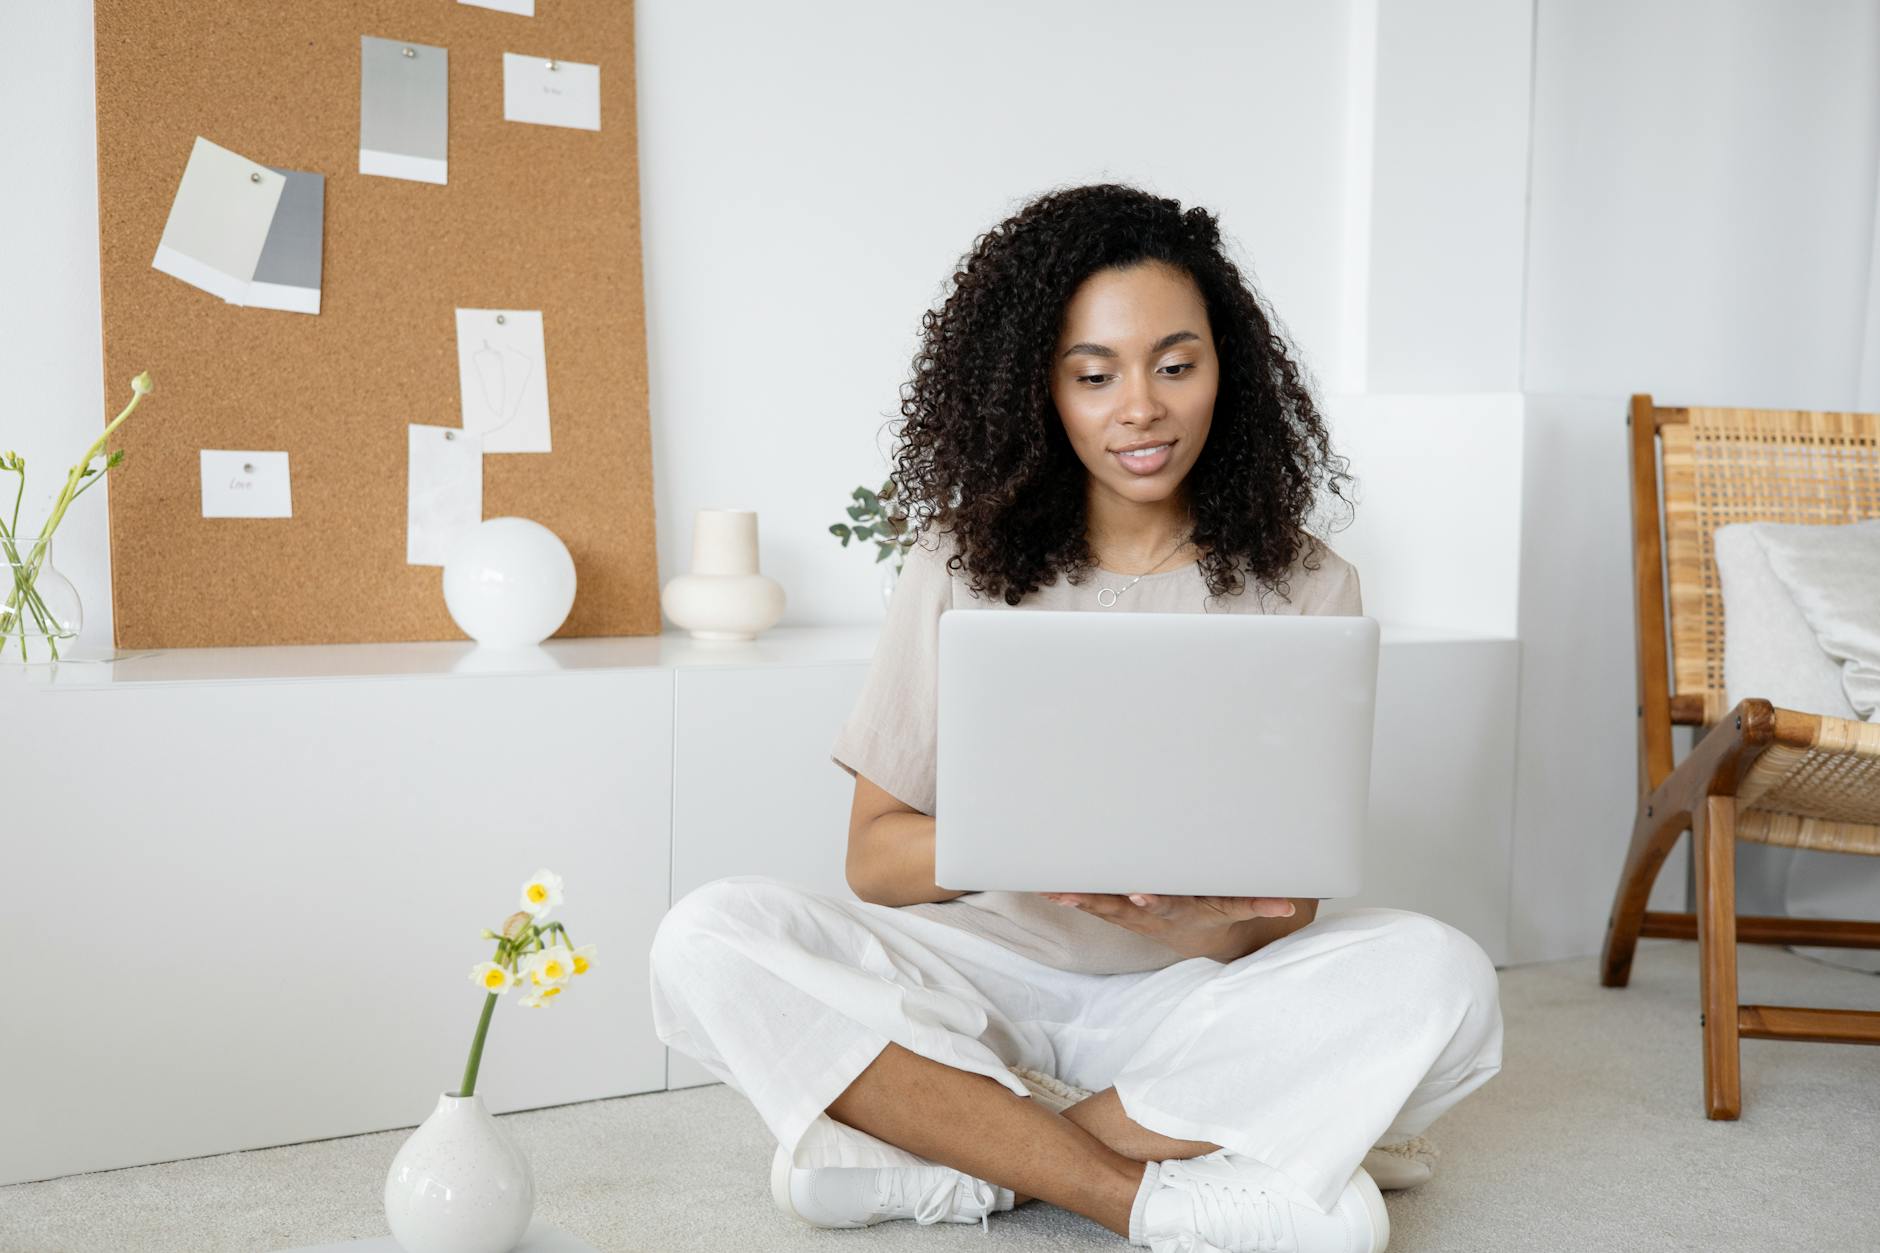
935;611;1379;899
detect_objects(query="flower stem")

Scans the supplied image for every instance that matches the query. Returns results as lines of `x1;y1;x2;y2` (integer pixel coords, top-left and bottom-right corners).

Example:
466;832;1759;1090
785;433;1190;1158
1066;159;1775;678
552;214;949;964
2;534;69;662
459;991;499;1098
18;384;147;592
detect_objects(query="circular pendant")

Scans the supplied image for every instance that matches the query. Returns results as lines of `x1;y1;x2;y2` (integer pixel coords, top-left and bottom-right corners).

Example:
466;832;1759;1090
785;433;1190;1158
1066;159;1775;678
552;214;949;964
1097;587;1118;607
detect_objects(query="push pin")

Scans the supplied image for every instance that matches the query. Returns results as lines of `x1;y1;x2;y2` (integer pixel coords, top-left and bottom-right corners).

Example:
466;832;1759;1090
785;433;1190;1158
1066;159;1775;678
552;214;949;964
403;46;416;58
495;313;506;325
242;463;256;475
546;58;559;70
250;172;261;184
445;430;457;441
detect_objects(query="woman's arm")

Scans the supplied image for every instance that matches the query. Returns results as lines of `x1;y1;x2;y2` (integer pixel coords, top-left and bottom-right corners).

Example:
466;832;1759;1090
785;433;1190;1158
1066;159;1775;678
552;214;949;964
845;773;967;906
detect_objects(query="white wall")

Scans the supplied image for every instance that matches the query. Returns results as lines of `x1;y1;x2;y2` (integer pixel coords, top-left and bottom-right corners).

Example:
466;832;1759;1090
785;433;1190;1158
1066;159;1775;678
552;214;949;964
1363;0;1533;392
1523;0;1880;409
1323;393;1525;638
1507;394;1690;961
1;6;108;651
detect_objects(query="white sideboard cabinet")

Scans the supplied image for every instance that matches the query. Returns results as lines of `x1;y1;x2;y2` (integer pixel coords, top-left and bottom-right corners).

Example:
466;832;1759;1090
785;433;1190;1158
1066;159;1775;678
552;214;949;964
3;653;678;1185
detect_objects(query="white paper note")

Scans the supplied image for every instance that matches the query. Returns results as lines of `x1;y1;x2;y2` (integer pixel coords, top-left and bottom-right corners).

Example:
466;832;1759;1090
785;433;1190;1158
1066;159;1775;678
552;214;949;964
503;53;601;131
200;451;293;519
407;424;484;566
460;0;535;13
152;137;286;303
455;309;552;453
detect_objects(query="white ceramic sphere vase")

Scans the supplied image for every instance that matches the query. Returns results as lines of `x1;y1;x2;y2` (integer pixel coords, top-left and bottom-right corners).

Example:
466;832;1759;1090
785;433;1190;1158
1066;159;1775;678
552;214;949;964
661;508;784;641
442;517;577;647
384;1091;535;1253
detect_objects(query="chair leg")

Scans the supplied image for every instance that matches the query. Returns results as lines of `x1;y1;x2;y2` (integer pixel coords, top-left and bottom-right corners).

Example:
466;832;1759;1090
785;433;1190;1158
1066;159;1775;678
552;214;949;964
1601;803;1686;988
1694;794;1741;1120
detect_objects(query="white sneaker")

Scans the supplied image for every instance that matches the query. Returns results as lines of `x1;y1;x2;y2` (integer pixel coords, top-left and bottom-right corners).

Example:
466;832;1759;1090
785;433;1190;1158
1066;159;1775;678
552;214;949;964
1130;1150;1389;1253
769;1144;1015;1232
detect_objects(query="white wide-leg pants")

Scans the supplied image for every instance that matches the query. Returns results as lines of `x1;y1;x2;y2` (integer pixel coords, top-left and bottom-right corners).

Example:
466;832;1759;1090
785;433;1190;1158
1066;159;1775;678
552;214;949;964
648;876;1503;1214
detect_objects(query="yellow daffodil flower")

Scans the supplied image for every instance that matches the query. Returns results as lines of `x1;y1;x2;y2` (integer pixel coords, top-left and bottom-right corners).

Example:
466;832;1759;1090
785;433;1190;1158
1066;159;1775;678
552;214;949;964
519;868;565;919
523;946;575;987
469;961;513;994
572;944;597;975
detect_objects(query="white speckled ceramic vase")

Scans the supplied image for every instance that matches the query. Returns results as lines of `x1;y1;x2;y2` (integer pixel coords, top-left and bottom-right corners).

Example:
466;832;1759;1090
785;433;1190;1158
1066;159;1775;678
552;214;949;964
384;1091;534;1253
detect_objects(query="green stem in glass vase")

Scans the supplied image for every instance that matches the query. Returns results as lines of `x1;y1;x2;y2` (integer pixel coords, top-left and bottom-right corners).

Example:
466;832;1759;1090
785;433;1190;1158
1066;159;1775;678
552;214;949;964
1;372;150;658
2;534;66;662
1;539;41;661
0;373;150;662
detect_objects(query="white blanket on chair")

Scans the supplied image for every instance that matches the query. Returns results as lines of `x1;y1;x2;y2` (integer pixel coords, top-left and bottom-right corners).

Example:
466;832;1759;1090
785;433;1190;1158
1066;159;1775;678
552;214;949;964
1715;518;1880;974
1717;519;1880;723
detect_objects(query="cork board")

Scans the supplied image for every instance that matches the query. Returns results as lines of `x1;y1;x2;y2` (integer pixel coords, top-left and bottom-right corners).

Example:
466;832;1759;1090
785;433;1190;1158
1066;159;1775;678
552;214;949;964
93;0;658;647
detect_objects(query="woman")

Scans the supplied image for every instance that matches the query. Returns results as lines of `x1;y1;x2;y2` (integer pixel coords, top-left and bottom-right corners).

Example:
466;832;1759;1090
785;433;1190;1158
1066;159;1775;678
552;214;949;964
650;184;1502;1253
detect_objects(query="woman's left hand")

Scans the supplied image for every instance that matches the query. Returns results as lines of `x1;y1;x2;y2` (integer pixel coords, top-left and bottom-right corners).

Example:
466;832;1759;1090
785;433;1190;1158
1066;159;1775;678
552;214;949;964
1039;892;1299;962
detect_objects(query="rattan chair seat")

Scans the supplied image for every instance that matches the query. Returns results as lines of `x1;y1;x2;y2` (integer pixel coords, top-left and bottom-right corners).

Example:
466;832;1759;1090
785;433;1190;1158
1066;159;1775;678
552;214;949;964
1737;713;1880;854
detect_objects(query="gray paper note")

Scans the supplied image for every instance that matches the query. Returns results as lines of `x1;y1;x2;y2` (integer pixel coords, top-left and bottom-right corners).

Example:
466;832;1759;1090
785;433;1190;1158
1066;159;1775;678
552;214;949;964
244;168;325;314
360;35;449;184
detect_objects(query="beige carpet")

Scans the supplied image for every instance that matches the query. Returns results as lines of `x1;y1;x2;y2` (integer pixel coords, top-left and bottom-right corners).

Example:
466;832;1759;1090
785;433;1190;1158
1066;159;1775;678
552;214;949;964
5;941;1878;1253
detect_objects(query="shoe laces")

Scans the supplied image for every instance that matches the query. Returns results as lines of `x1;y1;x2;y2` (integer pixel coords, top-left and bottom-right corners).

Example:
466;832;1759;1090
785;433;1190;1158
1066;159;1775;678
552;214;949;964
1165;1162;1292;1252
1371;1134;1437;1164
876;1167;999;1233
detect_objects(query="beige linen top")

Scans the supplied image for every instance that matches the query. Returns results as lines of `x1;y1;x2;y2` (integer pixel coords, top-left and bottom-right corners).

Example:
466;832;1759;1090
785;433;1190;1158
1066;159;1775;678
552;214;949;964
830;527;1364;975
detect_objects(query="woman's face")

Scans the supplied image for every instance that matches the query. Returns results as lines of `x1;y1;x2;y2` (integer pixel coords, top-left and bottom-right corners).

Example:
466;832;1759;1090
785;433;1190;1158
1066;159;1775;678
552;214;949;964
1050;260;1218;511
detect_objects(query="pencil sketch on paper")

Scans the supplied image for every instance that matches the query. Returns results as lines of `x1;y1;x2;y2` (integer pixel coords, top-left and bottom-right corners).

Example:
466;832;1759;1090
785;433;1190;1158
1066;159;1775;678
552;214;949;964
454;309;551;453
470;338;534;437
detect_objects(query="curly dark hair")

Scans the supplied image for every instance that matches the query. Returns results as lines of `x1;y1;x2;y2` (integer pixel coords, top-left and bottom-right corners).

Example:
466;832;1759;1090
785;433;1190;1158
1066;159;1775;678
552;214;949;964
885;182;1353;607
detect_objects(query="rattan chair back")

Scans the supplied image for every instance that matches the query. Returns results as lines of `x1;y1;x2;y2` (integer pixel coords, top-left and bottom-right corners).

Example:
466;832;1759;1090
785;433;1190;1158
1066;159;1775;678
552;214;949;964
1659;406;1880;726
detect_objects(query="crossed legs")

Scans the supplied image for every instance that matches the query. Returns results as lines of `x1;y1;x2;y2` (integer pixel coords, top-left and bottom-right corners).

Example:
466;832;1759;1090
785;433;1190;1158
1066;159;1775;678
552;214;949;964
651;881;1503;1226
825;1041;1219;1236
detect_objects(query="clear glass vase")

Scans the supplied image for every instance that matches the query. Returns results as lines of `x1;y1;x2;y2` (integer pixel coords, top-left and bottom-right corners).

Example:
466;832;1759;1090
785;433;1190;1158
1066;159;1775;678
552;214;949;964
1;535;82;663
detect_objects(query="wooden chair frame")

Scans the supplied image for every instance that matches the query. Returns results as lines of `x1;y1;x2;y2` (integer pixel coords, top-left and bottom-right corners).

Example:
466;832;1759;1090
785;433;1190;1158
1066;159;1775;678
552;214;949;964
1601;394;1880;1120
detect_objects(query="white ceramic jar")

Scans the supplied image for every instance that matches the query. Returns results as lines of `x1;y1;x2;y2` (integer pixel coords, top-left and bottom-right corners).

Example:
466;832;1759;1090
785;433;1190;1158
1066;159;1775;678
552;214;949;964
660;509;785;641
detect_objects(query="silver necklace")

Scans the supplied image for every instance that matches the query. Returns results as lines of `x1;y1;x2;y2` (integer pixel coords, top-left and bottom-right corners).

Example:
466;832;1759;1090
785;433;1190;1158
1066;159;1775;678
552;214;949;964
1094;531;1193;607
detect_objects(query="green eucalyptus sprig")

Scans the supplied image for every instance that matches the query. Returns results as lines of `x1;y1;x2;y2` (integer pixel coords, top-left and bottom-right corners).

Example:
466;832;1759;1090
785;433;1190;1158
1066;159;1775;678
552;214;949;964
829;478;917;575
0;371;153;661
